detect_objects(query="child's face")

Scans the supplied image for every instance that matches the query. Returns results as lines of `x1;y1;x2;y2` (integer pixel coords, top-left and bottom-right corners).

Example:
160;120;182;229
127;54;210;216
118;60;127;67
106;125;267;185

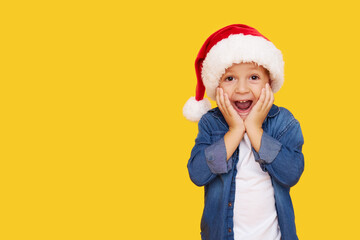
219;62;270;120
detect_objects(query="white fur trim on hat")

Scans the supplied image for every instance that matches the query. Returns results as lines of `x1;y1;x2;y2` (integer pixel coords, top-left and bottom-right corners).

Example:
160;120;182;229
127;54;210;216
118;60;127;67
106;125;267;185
183;97;212;122
201;34;284;100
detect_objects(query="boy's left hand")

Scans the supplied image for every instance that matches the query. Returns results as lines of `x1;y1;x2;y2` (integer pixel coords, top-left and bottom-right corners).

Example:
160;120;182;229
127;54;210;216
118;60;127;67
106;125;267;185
245;83;274;151
245;83;274;130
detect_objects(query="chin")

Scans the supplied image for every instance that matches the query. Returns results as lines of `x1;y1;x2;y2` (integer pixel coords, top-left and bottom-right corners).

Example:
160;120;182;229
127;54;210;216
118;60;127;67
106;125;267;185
238;113;248;120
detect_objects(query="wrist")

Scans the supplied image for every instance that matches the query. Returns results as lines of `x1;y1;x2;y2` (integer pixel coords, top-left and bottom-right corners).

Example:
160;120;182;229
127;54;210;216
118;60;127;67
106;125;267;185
245;126;263;152
229;125;245;134
224;127;244;160
227;127;245;143
245;124;262;134
244;120;261;132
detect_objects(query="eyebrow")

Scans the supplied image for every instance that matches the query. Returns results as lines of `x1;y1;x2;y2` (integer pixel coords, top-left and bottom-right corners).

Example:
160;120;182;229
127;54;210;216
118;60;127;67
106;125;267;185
225;67;262;74
248;65;262;71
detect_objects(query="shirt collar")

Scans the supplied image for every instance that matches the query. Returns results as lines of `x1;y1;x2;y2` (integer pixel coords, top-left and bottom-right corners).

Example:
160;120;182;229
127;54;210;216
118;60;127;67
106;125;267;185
267;104;280;117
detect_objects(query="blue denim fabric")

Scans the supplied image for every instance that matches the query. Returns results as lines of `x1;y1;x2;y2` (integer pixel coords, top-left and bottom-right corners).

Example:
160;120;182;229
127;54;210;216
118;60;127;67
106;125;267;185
187;105;304;240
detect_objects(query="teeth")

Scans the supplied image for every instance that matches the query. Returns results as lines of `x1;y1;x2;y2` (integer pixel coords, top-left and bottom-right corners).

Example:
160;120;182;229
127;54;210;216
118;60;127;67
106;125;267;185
239;100;248;103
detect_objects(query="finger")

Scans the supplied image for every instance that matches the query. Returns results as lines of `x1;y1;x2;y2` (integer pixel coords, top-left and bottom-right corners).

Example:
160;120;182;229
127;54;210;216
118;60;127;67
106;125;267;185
267;85;274;110
217;88;228;116
255;87;266;111
220;88;230;116
224;93;236;116
216;88;225;113
262;83;271;112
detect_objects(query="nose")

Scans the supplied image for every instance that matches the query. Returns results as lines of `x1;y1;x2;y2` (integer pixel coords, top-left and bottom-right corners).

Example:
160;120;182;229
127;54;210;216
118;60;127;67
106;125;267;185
235;79;250;93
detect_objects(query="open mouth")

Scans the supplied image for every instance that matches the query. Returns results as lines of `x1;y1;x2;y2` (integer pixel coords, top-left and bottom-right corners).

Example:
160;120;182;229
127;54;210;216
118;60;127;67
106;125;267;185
234;100;253;111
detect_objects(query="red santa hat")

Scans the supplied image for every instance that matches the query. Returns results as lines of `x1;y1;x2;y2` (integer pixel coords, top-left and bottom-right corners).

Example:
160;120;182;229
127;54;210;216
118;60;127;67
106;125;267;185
183;24;284;122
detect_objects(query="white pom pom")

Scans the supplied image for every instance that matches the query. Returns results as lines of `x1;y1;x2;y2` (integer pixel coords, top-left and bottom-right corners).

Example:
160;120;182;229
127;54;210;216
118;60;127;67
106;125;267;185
183;97;212;122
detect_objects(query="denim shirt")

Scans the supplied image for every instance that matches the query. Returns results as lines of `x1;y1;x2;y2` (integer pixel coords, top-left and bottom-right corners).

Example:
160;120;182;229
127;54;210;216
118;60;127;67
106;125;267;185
187;105;304;240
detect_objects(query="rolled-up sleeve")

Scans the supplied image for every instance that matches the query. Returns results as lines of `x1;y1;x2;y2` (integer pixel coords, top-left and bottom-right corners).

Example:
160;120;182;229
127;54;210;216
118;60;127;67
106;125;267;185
205;137;232;174
252;116;304;188
188;116;232;186
252;132;282;164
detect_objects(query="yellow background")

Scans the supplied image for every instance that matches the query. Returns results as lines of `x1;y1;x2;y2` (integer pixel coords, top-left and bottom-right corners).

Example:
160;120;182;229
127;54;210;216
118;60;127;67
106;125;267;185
1;0;359;239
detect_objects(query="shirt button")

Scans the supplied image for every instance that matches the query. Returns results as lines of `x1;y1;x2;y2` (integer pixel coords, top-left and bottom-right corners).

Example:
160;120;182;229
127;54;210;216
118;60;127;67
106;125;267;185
228;228;232;233
228;202;232;207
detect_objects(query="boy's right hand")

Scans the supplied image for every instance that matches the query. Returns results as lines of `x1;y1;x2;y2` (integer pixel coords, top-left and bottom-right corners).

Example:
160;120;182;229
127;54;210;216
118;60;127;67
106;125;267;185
216;87;245;134
216;87;245;160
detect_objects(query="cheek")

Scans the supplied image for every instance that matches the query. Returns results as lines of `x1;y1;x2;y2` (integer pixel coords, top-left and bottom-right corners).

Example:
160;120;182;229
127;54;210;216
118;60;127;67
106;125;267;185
252;86;265;100
219;84;233;96
249;77;269;100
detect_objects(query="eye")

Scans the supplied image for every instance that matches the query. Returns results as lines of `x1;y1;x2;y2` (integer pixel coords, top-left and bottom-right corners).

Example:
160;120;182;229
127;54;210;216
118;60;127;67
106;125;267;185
250;75;259;80
225;76;234;81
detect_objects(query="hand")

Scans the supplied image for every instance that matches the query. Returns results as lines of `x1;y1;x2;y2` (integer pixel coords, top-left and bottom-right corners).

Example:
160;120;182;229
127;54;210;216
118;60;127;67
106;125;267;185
245;83;274;131
216;87;245;134
244;83;274;152
216;87;245;160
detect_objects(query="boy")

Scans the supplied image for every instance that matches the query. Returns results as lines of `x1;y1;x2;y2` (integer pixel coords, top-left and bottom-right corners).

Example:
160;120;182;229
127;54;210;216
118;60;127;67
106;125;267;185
183;24;304;240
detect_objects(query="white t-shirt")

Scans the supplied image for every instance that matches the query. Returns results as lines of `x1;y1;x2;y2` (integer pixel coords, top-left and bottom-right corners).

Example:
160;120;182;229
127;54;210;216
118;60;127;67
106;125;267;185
233;134;281;240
